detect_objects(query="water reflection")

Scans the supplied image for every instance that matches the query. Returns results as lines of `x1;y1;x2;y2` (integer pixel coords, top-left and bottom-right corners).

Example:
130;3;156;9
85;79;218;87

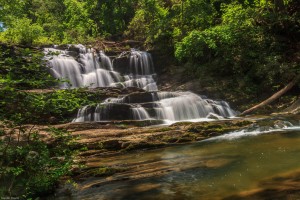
56;129;300;200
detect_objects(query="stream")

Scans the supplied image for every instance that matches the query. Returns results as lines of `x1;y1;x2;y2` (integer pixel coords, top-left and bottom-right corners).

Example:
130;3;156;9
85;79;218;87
52;125;300;200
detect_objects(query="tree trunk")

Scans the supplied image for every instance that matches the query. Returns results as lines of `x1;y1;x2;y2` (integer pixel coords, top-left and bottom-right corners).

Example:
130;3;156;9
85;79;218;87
241;75;300;116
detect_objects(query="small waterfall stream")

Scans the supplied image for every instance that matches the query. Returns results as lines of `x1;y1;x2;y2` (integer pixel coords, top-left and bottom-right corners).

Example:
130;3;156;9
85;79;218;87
45;45;237;123
131;106;151;120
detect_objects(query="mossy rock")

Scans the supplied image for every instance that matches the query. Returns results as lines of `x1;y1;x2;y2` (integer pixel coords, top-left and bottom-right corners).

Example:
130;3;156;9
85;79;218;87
79;166;128;178
186;120;254;136
102;140;122;150
124;142;166;151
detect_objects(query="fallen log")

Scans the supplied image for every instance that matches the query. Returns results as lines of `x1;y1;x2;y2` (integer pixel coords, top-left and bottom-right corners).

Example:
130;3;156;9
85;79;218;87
241;74;300;116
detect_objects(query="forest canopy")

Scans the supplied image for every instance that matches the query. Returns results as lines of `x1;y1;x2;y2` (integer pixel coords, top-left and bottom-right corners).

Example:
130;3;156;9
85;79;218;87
0;0;298;46
0;0;299;99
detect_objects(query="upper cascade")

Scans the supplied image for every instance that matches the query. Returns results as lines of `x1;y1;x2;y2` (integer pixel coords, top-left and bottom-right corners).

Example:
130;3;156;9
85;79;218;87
129;50;154;75
44;44;237;123
44;45;158;91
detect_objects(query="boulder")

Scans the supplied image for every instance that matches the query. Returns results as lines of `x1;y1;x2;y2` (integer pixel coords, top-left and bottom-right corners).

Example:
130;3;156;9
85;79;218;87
96;103;133;120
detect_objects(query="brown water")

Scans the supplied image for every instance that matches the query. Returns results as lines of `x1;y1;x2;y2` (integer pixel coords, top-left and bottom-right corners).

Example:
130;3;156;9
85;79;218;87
61;128;300;200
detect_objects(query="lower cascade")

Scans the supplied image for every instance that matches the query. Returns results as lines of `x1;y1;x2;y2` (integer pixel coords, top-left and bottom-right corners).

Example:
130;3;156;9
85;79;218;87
72;91;236;123
44;44;237;123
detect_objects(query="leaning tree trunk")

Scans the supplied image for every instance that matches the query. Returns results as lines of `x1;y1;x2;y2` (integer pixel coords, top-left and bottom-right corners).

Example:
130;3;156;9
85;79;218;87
241;75;300;116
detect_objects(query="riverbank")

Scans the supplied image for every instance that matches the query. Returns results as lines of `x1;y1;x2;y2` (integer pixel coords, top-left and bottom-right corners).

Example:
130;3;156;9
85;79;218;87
11;114;285;197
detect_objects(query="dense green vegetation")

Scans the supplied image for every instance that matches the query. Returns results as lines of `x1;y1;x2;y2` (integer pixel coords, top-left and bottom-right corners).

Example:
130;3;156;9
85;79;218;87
0;0;138;44
0;0;299;102
0;125;77;198
0;44;97;124
0;45;86;198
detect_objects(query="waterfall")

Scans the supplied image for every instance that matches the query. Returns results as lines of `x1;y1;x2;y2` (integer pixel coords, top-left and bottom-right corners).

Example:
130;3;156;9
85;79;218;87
72;91;236;123
45;47;118;88
154;92;236;121
155;92;213;121
44;46;158;91
45;44;237;123
131;106;151;120
122;75;157;92
47;55;83;88
73;105;93;122
99;51;113;71
129;50;154;75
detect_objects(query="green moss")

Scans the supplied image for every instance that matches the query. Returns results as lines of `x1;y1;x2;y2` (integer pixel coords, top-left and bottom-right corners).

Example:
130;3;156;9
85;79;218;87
186;120;254;137
161;136;178;143
84;166;128;177
122;142;166;152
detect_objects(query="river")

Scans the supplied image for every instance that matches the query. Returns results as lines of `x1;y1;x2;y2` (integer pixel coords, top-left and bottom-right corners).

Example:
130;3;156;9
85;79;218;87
55;126;300;200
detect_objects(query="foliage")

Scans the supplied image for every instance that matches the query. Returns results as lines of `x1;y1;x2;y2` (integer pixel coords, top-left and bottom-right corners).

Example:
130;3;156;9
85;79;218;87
0;88;95;124
85;0;137;38
125;0;171;47
174;0;299;100
0;44;88;198
0;44;56;89
0;123;77;198
0;0;138;44
0;18;44;45
0;44;95;124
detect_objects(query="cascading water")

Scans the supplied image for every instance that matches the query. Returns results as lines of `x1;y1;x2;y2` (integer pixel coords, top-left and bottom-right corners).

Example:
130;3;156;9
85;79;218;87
44;46;156;90
45;44;237;123
154;92;235;121
129;50;154;75
131;106;151;120
45;47;118;88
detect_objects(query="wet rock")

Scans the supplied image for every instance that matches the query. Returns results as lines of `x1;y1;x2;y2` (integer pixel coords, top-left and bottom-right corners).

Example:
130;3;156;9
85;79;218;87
176;137;193;143
68;45;81;53
283;98;300;114
102;140;122;150
206;113;224;120
66;50;80;58
121;142;131;149
113;56;130;74
121;87;145;94
99;103;133;120
123;92;156;103
140;102;158;108
54;44;69;50
186;120;254;136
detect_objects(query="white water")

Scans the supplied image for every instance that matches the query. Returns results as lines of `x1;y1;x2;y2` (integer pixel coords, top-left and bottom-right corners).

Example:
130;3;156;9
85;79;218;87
120;75;157;91
45;44;237;123
44;46;157;90
155;92;235;121
73;105;93;122
204;122;300;141
131;106;151;120
72;91;236;122
130;50;154;75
